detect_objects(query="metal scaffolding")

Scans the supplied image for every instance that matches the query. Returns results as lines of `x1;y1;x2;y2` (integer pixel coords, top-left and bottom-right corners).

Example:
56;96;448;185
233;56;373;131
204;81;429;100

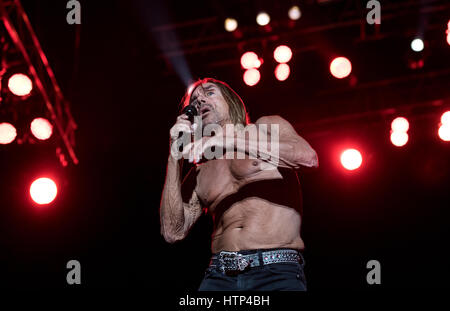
0;0;78;165
151;0;450;66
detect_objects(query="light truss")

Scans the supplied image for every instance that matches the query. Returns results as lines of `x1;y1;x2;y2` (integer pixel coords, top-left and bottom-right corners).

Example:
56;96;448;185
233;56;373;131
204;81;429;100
0;0;78;164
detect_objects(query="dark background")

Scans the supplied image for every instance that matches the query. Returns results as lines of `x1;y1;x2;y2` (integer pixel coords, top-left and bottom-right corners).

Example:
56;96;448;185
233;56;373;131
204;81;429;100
0;0;449;289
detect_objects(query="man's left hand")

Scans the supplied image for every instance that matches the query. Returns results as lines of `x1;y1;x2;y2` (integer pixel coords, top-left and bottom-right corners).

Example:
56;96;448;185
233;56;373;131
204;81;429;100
182;132;229;163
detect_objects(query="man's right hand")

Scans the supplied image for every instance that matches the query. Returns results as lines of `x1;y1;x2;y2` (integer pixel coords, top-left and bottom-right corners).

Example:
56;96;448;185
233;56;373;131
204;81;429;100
169;114;192;143
169;113;196;161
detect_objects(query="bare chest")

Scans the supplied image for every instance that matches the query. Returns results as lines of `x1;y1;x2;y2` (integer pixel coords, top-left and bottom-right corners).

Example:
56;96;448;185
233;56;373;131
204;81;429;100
195;157;280;211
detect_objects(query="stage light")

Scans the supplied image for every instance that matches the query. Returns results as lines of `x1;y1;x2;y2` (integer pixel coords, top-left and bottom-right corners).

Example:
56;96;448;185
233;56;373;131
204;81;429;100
241;52;261;69
187;83;196;96
408;58;424;70
330;57;352;79
30;118;53;140
274;63;290;81
273;45;292;63
390;131;409;147
30;177;58;205
340;148;362;171
446;20;450;45
411;38;424;52
440;111;450;125
224;18;238;32
256;12;270;26
0;122;17;144
288;6;301;20
253;58;262;68
438;123;450;141
8;73;33;96
243;69;260;86
391;117;409;132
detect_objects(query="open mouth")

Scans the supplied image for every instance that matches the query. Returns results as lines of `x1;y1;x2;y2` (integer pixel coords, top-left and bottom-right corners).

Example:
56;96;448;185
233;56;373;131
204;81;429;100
200;106;212;117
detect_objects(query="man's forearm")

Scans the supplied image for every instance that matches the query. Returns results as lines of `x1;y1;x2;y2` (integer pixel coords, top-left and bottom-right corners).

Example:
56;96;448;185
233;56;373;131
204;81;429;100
232;129;316;168
160;155;185;241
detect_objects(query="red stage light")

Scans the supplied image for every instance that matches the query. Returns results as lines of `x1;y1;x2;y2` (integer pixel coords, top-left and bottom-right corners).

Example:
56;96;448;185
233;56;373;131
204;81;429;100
438;124;450;141
340;148;362;171
256;12;270;26
0;122;17;144
446;20;450;45
30;118;53;140
224;18;238;32
30;177;58;205
241;52;261;69
243;68;260;86
438;111;450;141
330;57;352;79
273;45;292;63
390;131;409;147
274;63;290;81
253;58;262;68
411;38;424;52
391;117;409;132
288;6;301;21
440;111;450;125
8;73;33;96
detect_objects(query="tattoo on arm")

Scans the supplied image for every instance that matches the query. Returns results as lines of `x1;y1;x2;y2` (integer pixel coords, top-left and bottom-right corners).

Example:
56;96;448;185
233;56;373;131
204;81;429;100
184;190;202;229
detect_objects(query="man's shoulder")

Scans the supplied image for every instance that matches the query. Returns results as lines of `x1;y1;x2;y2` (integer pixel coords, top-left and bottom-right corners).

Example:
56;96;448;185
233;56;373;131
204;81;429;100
255;114;289;125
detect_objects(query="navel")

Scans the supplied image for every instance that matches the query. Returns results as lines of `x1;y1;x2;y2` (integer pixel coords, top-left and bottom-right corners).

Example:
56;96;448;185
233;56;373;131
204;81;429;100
252;161;258;166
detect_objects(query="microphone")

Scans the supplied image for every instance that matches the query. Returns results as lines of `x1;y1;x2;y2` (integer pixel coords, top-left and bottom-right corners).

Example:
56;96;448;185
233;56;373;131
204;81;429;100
182;103;198;123
175;103;199;159
176;102;199;142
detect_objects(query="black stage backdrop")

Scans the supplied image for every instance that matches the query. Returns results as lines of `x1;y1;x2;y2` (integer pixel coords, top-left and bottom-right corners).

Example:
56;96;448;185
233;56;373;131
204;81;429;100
0;0;448;291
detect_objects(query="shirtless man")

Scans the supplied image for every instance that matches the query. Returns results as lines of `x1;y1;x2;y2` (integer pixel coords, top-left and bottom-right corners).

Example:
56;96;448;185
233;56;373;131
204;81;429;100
160;78;318;291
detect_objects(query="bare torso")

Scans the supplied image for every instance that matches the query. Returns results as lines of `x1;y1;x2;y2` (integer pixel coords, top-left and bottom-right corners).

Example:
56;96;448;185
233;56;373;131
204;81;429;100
194;153;305;253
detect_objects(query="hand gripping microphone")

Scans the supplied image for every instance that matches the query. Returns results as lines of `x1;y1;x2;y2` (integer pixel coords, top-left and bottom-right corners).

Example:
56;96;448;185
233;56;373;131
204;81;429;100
177;102;198;140
181;103;198;123
175;103;199;158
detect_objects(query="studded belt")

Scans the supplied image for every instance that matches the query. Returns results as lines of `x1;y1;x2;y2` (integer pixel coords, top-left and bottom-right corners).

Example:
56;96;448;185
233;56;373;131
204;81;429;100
210;249;303;274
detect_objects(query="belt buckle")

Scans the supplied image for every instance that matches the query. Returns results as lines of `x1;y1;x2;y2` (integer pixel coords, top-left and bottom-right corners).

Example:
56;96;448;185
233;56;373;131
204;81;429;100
218;251;249;273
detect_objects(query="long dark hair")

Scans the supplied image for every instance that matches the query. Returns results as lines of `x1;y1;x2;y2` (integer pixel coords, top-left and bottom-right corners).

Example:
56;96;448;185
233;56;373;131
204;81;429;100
180;78;250;126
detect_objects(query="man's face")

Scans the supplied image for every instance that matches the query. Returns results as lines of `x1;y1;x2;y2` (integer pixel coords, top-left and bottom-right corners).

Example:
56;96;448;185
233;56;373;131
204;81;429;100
190;83;230;127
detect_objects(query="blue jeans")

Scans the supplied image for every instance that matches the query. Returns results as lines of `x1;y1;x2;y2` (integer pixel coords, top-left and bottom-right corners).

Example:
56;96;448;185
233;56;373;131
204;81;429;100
198;249;307;291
